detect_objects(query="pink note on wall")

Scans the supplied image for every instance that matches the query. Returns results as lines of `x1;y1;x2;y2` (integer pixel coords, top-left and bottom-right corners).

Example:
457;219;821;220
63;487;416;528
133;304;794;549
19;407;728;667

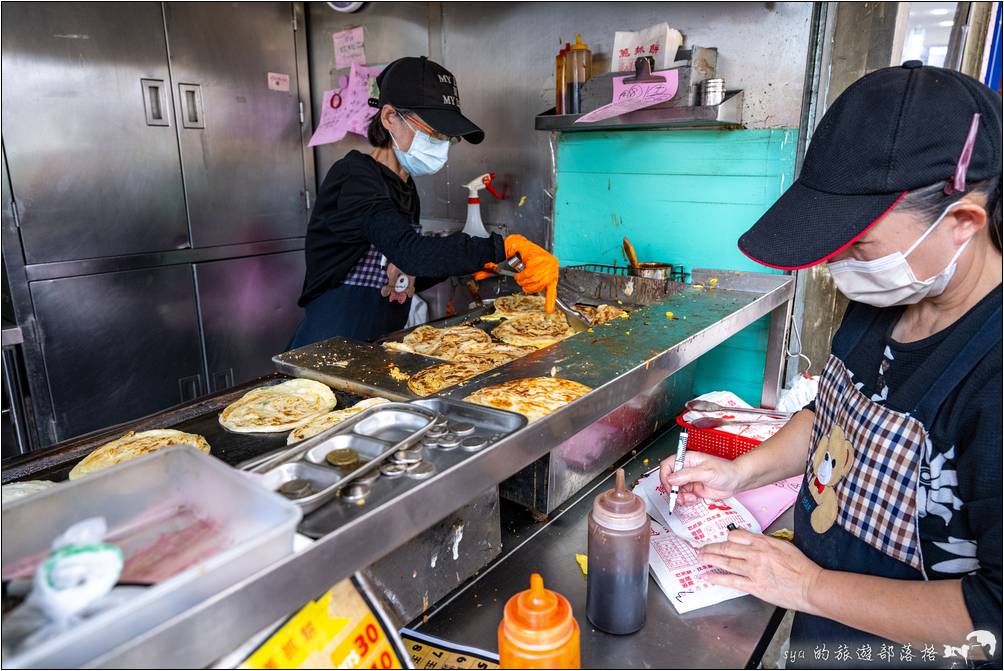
307;63;383;147
574;69;679;124
333;26;366;70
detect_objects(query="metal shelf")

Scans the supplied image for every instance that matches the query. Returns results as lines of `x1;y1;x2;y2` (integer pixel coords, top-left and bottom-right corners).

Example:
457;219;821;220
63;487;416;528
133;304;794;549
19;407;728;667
535;90;743;132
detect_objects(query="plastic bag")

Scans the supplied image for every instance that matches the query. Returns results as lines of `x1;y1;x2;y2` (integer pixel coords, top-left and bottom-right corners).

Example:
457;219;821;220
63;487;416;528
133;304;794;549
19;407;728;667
776;374;820;414
2;517;127;655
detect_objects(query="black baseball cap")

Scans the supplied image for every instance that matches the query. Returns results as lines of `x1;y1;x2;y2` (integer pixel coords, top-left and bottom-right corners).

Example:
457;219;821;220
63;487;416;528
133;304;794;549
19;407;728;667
739;61;1003;270
369;56;484;144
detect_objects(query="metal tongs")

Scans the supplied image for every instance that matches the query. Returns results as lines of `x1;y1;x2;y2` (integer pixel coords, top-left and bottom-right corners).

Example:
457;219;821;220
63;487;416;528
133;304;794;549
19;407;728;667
488;254;593;333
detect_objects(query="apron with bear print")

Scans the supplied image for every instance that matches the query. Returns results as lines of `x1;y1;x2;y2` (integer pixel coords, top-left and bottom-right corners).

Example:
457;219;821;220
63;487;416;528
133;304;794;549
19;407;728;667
787;302;1002;667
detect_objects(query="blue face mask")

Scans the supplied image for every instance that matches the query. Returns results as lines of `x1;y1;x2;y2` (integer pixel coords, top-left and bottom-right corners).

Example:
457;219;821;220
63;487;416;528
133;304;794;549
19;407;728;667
391;115;450;177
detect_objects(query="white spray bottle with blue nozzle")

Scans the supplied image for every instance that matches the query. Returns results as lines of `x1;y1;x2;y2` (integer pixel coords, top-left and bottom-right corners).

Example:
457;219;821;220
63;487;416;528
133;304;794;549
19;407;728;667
462;172;503;238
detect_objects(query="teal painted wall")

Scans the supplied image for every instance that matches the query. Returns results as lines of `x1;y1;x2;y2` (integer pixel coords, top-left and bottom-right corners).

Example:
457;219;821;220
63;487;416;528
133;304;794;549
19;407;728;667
553;129;797;405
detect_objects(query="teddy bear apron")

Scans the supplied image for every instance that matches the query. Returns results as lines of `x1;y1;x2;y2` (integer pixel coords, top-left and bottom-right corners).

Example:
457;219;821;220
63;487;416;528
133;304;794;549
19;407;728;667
787;302;1001;666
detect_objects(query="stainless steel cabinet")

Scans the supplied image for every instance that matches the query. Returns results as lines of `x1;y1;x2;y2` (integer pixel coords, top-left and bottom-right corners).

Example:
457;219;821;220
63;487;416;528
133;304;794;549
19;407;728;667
195;252;305;393
1;2;190;264
30;266;204;442
164;2;308;247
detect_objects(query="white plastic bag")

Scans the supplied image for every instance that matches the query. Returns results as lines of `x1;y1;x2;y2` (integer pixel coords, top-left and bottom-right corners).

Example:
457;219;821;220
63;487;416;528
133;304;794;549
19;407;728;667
2;517;126;655
776;374;820;414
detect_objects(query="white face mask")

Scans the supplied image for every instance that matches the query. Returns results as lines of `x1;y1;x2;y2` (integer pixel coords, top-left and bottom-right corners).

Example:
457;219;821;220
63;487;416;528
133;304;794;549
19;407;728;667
391;114;449;177
827;203;971;308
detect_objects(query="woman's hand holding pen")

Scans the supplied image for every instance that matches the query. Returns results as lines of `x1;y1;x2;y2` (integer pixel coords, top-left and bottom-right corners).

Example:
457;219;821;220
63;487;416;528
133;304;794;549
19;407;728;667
659;451;750;507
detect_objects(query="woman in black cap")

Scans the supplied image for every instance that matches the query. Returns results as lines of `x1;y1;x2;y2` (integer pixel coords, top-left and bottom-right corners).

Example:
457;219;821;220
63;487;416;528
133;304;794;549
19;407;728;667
291;56;558;347
663;62;1001;666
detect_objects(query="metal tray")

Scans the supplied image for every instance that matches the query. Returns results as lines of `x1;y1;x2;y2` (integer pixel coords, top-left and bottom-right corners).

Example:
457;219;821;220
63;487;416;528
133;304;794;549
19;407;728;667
411;397;526;438
252;403;438;514
298;398;526;538
0;446;301;668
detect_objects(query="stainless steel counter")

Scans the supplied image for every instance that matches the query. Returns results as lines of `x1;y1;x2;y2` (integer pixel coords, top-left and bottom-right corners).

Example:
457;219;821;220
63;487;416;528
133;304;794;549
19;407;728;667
413;429;792;669
7;269;793;668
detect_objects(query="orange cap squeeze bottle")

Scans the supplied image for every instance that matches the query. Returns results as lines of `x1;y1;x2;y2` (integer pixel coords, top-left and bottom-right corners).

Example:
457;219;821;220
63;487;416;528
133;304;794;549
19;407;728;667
498;573;580;669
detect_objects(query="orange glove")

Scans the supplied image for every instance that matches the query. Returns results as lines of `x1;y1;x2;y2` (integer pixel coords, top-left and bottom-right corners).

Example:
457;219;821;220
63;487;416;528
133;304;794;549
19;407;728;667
504;235;559;313
472;263;498;282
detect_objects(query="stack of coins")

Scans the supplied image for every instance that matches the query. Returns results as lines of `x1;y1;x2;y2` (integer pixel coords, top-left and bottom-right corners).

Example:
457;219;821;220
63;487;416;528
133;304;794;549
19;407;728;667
326;447;360;471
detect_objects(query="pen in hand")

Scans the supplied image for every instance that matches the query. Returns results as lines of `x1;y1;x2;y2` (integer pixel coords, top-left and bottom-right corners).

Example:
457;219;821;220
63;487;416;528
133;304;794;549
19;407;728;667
668;431;688;514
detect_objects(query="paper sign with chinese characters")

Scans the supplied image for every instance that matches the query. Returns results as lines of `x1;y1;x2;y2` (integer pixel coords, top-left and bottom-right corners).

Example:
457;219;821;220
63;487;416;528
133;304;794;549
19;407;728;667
611;22;683;72
333;26;366;70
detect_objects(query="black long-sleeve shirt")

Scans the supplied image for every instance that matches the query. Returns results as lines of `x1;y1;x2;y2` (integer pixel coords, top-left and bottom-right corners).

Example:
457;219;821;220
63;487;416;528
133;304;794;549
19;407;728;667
299;150;505;306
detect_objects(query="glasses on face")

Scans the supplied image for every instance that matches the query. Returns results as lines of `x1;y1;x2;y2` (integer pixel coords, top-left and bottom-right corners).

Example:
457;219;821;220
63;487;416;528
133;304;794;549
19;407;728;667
399;113;461;144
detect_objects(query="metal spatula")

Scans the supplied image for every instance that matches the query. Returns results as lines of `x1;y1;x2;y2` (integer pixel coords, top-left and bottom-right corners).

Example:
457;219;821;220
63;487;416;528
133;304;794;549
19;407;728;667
492;254;592;332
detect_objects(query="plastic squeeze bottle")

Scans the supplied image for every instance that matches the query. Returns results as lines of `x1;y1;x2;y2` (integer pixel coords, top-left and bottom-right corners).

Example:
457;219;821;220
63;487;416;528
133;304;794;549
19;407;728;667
586;468;649;635
554;42;570;114
498;573;580;669
563;34;592;114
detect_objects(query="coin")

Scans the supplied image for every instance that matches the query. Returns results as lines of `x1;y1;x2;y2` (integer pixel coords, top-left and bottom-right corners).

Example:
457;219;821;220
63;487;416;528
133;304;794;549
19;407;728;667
278;478;312;498
326;448;359;467
342;482;370;502
436;433;461;449
420;437;440;449
405;462;435;480
393;448;423;464
448;422;476;436
426;426;448;439
379;462;406;478
460;436;488;451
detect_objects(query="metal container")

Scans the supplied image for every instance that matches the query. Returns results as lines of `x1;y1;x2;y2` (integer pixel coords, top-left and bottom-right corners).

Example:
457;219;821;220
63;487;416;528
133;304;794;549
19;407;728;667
250;403;438;514
701;78;726;106
631;262;674;281
578;47;719;112
0;446;301;668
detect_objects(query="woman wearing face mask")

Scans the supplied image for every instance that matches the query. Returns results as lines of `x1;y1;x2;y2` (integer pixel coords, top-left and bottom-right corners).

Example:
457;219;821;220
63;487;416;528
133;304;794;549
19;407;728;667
291;57;558;347
663;62;1001;666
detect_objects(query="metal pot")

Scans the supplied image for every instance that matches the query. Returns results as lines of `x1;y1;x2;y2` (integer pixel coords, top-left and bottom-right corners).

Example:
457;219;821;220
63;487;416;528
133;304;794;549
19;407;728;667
630;262;673;281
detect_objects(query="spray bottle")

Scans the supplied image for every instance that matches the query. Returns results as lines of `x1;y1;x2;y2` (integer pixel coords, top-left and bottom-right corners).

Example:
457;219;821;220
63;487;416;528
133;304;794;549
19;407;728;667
462;172;503;238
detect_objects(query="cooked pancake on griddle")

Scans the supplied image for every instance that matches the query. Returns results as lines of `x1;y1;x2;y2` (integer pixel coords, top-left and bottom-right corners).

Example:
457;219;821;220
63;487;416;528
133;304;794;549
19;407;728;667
575;304;628;325
408;361;495;397
287;397;391;444
386;324;493;361
400;325;443;356
491;313;572;348
452;343;537;368
1;480;57;504
68;429;211;480
483;293;546;320
219;378;337;433
463;377;592;423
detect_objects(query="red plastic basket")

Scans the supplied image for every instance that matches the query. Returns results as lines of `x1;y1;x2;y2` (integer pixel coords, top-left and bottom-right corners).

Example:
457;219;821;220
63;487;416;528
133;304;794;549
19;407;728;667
675;413;764;460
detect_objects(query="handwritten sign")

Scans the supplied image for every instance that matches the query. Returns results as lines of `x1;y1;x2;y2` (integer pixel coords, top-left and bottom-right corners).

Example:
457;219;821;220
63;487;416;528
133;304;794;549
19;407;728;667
611;22;683;72
267;72;290;92
333;26;366;70
574;68;679;124
307;63;384;147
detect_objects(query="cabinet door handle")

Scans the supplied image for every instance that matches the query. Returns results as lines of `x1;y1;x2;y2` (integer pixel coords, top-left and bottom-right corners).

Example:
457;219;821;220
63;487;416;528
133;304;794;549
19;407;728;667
178;83;205;129
211;368;235;393
178;374;203;402
141;78;170;126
